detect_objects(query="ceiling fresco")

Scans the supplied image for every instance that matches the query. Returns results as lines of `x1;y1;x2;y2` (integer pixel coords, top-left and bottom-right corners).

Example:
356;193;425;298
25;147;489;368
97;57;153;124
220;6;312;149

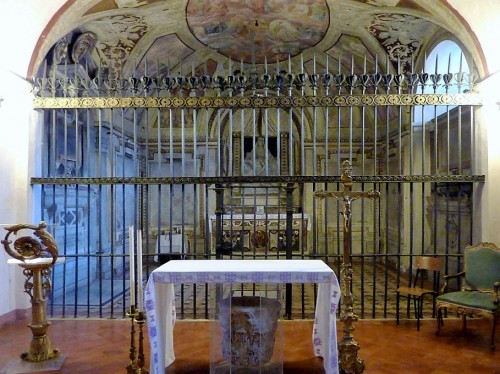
186;0;329;63
36;0;478;81
136;34;195;77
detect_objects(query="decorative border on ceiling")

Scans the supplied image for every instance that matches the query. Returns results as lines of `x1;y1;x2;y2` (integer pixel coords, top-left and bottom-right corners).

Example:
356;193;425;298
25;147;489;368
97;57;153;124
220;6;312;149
31;174;485;185
368;13;434;71
91;14;149;76
33;93;482;109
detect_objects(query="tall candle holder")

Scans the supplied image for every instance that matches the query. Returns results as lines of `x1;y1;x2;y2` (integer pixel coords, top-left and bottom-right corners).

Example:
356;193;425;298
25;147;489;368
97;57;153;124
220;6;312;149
126;226;148;373
126;305;139;374
135;310;148;374
125;305;148;374
1;222;61;363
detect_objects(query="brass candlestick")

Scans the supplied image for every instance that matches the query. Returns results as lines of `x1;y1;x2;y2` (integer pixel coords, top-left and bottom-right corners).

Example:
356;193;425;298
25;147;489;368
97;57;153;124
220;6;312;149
135;311;149;374
126;306;138;374
125;306;148;374
1;222;60;362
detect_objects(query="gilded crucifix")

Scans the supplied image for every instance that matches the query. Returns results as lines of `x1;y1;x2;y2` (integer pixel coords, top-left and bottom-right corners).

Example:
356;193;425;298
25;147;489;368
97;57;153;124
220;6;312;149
315;160;380;374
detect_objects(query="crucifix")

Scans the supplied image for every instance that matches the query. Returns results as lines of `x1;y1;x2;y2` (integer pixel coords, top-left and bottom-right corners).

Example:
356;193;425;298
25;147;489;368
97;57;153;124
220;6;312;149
315;160;380;374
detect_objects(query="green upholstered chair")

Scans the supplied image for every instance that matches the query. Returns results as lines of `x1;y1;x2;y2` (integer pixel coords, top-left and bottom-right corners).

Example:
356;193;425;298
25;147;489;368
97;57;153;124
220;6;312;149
436;242;500;351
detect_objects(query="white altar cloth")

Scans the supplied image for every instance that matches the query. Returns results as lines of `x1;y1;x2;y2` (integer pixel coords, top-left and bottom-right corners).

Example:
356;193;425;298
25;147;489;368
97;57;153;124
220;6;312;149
144;259;341;374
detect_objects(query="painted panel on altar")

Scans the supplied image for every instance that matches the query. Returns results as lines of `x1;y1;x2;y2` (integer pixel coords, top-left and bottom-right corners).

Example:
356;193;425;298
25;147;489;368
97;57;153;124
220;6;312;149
210;214;309;254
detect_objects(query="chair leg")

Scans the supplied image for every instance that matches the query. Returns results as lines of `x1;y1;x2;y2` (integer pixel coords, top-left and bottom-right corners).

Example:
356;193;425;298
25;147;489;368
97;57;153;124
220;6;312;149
396;292;400;325
491;315;497;351
462;314;467;334
416;297;421;331
436;307;443;336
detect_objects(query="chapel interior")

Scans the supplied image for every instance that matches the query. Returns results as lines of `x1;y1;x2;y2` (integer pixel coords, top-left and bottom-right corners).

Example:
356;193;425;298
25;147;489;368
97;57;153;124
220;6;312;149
0;0;499;373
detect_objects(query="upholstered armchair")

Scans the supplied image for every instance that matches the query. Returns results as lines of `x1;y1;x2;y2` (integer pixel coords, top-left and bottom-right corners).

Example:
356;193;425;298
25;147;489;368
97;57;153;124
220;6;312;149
435;242;500;351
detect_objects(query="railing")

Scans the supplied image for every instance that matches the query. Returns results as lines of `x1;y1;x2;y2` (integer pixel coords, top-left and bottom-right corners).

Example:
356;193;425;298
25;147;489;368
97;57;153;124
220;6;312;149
32;177;478;320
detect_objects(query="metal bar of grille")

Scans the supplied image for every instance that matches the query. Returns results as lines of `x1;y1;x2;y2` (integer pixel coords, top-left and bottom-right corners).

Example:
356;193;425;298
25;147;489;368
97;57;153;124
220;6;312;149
360;185;366;318
110;183;116;318
288;104;294;175
217;106;221;177
120;184;127;317
181;107;186;176
373;56;379;176
337;59;342;174
74;179;80;318
397;83;403;174
349;56;354;164
193;110;198;175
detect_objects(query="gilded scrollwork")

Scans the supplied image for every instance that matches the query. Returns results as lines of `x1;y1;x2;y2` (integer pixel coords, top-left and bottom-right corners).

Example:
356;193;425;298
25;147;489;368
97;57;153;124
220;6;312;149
33;93;482;109
2;221;58;265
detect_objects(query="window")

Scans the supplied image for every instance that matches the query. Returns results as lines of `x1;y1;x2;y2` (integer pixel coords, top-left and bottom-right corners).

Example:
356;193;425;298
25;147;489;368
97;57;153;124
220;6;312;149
414;40;470;125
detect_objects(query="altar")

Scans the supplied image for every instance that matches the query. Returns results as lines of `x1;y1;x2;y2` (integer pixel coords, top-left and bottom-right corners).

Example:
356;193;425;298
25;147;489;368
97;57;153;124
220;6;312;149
144;259;341;374
209;214;310;253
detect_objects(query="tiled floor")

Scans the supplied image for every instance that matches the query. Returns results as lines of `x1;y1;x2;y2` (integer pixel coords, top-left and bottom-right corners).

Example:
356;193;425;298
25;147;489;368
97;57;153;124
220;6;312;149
0;317;497;373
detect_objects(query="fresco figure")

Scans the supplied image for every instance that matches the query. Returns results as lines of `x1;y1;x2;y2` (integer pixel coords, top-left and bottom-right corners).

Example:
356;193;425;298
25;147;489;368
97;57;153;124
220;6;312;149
244;137;278;176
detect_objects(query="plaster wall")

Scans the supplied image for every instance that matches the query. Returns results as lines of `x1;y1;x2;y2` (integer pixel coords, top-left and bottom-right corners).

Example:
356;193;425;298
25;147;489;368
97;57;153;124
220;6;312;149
448;0;500;76
0;60;38;321
0;0;65;321
473;71;500;244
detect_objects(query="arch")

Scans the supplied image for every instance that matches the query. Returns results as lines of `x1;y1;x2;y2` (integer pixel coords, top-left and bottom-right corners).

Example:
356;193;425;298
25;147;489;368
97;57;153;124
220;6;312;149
27;0;489;81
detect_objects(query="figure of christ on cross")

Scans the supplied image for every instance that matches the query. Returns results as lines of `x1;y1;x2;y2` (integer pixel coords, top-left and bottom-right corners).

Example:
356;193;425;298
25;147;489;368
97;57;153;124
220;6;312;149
315;160;380;374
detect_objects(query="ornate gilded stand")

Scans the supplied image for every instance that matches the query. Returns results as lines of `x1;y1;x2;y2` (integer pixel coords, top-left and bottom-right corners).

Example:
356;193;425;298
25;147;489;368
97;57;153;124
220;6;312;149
1;222;60;362
126;306;149;374
315;161;380;374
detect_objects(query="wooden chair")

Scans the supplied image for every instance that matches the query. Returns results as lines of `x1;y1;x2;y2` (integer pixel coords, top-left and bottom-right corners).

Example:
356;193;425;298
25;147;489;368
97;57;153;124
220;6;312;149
436;242;500;351
396;256;443;331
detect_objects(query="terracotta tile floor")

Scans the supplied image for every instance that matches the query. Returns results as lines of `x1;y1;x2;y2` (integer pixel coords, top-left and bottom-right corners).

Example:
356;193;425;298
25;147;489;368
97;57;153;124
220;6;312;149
0;317;498;374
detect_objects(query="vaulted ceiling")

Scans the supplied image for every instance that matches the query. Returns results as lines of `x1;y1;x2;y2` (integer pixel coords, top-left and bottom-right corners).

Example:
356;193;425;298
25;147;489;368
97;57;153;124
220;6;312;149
33;0;482;80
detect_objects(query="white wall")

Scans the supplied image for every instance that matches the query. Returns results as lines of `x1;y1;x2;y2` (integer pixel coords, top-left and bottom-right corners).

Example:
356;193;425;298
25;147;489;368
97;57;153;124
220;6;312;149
0;66;37;318
448;1;500;243
473;71;500;243
449;0;500;76
0;0;65;319
0;238;17;318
